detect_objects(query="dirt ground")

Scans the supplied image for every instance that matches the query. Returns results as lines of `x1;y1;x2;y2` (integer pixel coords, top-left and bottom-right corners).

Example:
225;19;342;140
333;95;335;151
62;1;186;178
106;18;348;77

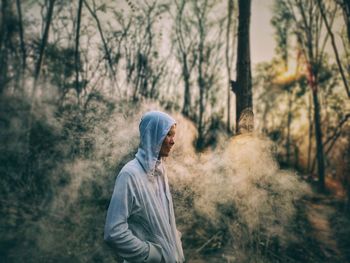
182;192;350;263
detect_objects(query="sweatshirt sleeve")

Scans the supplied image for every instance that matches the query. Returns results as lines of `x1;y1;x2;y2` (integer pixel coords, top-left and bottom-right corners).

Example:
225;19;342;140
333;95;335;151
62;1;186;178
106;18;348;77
104;171;162;263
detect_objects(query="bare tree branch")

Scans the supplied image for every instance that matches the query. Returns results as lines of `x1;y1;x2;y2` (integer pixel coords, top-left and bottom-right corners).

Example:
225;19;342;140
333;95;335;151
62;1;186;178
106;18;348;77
316;0;350;98
83;0;120;95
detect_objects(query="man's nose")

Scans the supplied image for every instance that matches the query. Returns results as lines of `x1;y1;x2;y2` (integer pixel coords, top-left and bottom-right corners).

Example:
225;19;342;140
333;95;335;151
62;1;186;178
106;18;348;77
170;138;175;145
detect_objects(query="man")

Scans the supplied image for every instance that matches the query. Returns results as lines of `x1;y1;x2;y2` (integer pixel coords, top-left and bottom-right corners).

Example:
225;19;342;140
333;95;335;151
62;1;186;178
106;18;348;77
104;111;185;263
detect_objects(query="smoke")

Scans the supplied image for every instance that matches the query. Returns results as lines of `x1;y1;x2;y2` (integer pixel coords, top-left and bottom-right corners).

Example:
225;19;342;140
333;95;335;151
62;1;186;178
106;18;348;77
167;114;311;259
30;99;174;262
1;92;311;262
51;100;167;210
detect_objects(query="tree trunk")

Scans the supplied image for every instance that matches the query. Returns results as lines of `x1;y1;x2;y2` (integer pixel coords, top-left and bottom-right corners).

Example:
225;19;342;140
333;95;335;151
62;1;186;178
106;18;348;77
225;0;234;133
232;0;253;134
0;0;5;50
75;0;84;104
286;89;292;165
175;0;193;119
339;0;350;42
346;138;350;212
197;25;205;148
312;86;326;192
307;92;313;173
26;0;55;182
16;0;26;72
195;0;207;149
181;53;191;117
0;0;8;94
32;0;55;94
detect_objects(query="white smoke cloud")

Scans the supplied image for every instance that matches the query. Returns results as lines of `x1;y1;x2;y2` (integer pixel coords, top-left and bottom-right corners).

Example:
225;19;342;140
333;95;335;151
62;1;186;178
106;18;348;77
167;114;311;258
13;98;310;261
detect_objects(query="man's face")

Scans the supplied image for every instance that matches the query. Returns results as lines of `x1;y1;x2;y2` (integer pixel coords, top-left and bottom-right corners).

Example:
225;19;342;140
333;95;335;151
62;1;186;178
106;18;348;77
159;125;176;158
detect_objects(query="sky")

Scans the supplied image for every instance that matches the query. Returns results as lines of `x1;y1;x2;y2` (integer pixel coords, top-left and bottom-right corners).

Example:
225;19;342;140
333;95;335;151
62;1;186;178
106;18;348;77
251;0;276;65
250;0;345;67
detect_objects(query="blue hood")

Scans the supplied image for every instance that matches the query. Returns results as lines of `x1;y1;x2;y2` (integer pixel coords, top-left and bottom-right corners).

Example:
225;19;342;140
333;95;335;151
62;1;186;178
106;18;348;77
135;111;176;175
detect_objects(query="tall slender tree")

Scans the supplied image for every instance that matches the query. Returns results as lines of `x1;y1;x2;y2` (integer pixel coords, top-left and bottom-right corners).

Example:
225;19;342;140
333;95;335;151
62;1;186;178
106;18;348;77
74;0;84;104
0;0;19;93
173;0;197;118
26;0;56;182
193;0;207;147
285;0;328;191
0;0;8;93
271;0;294;164
225;0;235;133
83;0;120;96
16;0;26;73
232;0;253;134
32;0;56;94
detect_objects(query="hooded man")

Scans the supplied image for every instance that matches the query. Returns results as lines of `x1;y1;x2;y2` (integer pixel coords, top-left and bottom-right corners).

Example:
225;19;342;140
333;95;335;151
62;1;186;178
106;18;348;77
104;111;185;263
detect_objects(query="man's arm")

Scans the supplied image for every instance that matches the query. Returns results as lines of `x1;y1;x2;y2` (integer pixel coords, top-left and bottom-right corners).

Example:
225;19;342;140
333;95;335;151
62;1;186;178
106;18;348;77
104;171;163;263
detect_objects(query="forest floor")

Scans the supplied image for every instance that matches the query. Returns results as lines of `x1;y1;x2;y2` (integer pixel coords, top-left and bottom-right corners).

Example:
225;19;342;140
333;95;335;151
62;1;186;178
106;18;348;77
307;177;350;262
304;194;347;263
183;181;350;263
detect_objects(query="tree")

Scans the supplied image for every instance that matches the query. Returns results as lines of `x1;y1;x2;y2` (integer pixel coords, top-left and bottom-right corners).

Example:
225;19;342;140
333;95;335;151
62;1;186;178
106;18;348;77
16;0;26;75
25;0;56;184
271;0;292;71
74;0;84;104
336;0;350;42
271;0;308;166
316;0;349;99
0;0;9;93
83;0;120;96
225;0;235;133
173;0;197;118
232;0;253;134
0;0;23;93
32;0;56;95
113;1;169;101
192;0;226;148
194;0;208;147
285;0;337;191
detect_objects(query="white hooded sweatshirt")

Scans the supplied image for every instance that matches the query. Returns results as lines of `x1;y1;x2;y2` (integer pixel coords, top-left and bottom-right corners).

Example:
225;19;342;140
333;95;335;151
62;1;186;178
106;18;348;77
104;111;185;263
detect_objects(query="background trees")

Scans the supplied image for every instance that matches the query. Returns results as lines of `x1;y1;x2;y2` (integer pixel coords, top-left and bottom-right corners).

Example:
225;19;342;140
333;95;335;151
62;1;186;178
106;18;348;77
254;0;349;192
0;0;349;262
171;0;228;148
